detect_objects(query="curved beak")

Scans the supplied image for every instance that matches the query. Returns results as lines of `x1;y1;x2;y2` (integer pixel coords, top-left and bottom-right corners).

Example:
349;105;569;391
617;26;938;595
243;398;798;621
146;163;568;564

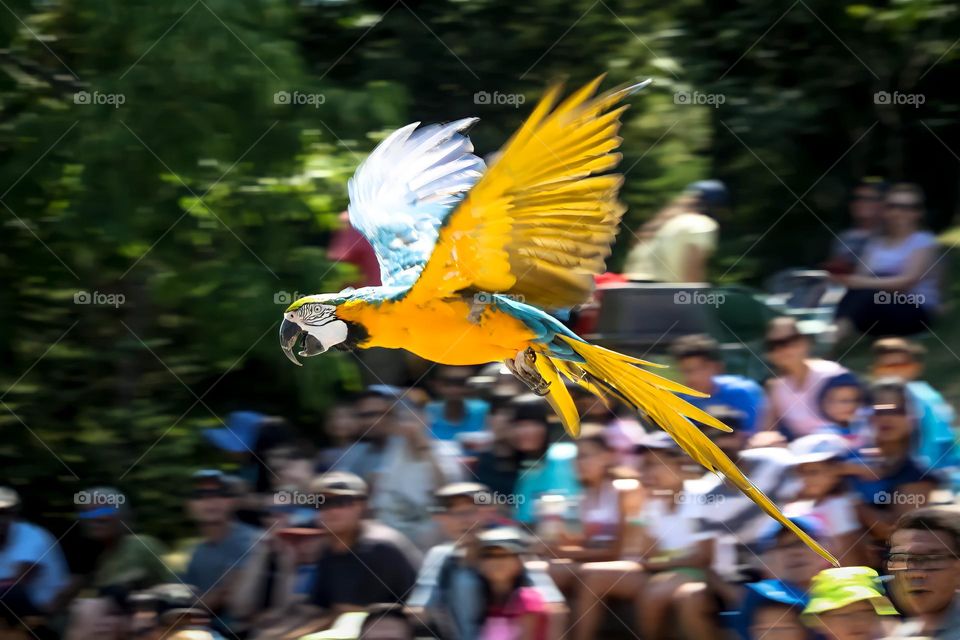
280;318;304;366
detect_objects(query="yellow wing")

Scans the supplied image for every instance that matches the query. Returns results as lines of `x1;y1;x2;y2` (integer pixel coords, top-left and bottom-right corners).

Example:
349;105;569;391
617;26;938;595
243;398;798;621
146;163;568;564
407;76;649;308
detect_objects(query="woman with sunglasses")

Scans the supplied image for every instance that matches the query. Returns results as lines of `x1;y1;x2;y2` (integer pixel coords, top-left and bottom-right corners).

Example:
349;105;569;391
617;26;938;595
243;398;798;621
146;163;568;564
850;378;940;568
762;317;848;439
833;183;941;337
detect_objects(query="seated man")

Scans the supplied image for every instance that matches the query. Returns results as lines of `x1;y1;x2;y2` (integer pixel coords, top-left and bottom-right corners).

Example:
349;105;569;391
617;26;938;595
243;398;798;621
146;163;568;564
254;472;421;639
671;335;766;434
426;366;489;442
0;487;68;634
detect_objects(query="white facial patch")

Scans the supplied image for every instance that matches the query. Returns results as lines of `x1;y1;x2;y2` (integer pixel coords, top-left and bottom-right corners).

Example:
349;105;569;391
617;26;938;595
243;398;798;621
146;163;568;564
298;303;348;353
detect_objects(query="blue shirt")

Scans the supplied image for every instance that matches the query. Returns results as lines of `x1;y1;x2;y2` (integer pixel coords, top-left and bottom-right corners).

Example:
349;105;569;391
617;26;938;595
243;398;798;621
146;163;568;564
425;399;489;441
514;442;582;524
678;375;766;434
0;521;69;608
851;454;938;508
908;381;958;470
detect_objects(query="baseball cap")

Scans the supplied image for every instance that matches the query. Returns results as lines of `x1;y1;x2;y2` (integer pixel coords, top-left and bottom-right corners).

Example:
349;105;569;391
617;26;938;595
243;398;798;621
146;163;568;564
789;434;851;465
310;471;368;497
746;579;808;607
758;515;825;553
477;526;529;554
190;469;239;497
0;487;20;511
803;567;897;618
433;482;491;508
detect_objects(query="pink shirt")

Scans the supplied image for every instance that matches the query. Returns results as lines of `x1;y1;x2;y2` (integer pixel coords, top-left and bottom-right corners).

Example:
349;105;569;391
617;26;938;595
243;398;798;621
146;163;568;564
768;359;847;438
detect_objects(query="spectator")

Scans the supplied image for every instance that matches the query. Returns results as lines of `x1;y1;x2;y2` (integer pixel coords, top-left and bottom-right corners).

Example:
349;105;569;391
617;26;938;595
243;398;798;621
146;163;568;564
671;334;767;434
816;373;867;445
834;182;942;336
256;472;421;637
128;583;221;640
824;177;887;274
736;517;831;639
623;180;727;283
851;378;939;565
370;401;462;550
359;603;415;640
763;317;848;438
333;388;399;489
408;483;564;640
0;487;68;634
202;411;291;494
475;527;549;640
317;401;361;472
183;470;262;630
426;366;489;442
886;507;960;639
783;434;865;564
75;487;174;591
872;337;958;470
475;395;580;525
800;567;897;640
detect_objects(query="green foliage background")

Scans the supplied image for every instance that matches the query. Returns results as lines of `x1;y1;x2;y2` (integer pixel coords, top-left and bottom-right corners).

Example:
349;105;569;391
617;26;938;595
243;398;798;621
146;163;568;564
1;0;958;539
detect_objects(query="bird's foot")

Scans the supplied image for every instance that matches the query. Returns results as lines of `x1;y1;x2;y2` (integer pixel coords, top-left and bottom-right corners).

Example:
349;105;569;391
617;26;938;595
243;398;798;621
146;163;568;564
504;348;550;396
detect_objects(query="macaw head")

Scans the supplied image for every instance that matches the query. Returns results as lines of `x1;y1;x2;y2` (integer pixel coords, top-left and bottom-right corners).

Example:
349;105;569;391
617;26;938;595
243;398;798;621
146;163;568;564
279;292;365;366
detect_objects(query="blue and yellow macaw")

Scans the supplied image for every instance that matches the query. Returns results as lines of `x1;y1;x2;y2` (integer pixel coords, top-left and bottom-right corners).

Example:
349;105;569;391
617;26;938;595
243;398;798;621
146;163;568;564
279;76;837;565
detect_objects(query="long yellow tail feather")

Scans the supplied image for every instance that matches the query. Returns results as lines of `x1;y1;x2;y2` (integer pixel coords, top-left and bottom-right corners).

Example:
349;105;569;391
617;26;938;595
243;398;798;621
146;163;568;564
550;336;839;566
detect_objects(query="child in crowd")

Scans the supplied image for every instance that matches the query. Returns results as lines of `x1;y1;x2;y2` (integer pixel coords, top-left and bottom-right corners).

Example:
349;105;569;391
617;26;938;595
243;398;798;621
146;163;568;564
817;373;867;446
784;434;866;564
800;567;897;640
475;528;548;640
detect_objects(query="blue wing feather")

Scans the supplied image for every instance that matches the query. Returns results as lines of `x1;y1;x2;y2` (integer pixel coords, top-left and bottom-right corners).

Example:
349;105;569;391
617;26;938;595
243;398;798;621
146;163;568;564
347;119;485;289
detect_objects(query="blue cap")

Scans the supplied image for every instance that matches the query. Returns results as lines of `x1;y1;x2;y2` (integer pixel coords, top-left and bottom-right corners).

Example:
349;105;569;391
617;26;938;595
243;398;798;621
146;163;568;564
758;515;825;553
202;411;264;453
685;179;729;209
746;579;808;607
78;505;121;519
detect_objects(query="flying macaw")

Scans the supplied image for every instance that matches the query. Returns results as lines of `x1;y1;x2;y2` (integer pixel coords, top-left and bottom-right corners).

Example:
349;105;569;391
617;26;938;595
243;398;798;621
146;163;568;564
279;76;837;565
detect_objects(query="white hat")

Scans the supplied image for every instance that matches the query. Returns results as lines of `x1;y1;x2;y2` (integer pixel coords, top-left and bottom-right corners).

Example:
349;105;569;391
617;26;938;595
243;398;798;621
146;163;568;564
788;433;851;465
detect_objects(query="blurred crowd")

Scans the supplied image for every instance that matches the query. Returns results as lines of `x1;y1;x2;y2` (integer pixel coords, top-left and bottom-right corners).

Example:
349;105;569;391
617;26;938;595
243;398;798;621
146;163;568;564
2;176;957;639
3;319;960;640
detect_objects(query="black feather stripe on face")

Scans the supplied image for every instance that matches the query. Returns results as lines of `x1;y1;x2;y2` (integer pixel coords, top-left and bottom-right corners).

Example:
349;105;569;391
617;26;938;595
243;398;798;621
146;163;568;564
336;319;370;351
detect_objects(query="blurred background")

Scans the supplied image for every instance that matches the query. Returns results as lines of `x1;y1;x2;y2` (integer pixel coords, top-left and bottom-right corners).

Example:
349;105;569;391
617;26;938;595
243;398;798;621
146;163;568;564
2;0;959;539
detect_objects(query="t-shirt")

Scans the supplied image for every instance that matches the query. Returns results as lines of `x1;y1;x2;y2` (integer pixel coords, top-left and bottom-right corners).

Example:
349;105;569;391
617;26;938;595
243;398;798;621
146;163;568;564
862;231;939;308
851;453;939;508
783;495;860;537
678;374;766;434
623;212;719;282
639;493;709;555
309;521;421;609
0;521;69;608
908;381;958;470
478;587;547;640
513;443;582;524
92;534;176;589
184;522;262;593
425;399;489;441
768;359;847;439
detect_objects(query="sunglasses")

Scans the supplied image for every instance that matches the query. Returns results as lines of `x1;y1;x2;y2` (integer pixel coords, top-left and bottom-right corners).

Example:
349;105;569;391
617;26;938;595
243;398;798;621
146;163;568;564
765;335;802;351
191;489;231;499
318;495;358;510
886;552;955;572
886;201;921;210
872;404;906;417
480;550;519;560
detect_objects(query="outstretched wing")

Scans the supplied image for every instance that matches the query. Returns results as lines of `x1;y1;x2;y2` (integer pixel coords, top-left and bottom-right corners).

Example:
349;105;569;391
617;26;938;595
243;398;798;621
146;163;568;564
407;76;648;308
347;118;486;289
